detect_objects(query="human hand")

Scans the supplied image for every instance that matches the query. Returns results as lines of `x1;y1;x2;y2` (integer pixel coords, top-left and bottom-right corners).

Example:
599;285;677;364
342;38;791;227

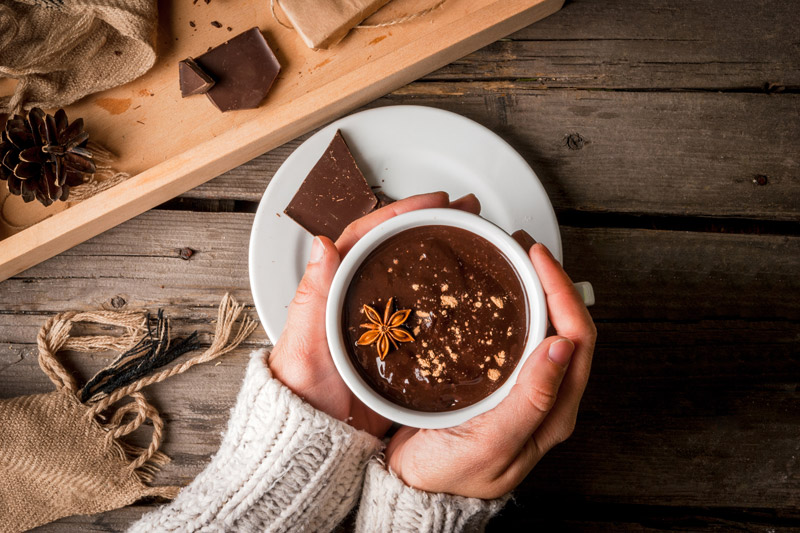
268;191;481;437
384;243;597;498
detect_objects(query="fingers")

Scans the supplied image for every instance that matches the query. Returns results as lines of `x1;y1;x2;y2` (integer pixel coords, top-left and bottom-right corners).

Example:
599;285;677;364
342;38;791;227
270;236;341;367
528;243;596;455
336;192;450;256
464;336;575;452
530;243;594;339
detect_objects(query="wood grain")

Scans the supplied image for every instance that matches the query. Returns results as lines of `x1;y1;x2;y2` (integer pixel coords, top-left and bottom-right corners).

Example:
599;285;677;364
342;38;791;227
438;0;800;90
185;89;800;221
2;208;797;529
3;211;797;321
0;0;565;281
4;0;799;531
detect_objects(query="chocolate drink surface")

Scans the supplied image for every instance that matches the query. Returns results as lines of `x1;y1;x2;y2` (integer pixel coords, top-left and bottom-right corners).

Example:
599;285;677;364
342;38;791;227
343;225;528;412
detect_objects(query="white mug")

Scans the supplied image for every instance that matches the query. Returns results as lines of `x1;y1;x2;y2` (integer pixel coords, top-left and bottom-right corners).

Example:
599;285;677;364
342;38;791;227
326;208;592;429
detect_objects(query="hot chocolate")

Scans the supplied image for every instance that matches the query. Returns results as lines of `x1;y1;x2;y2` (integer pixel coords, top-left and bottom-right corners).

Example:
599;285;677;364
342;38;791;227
342;225;528;412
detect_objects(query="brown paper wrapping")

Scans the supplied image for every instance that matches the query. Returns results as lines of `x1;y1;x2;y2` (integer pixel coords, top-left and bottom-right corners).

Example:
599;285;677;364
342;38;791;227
279;0;393;50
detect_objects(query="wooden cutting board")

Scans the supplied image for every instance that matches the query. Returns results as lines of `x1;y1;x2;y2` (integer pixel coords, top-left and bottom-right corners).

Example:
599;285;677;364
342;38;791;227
0;0;564;281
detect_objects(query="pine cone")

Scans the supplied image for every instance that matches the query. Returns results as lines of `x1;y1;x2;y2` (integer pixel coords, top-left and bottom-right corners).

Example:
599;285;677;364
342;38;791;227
0;107;96;207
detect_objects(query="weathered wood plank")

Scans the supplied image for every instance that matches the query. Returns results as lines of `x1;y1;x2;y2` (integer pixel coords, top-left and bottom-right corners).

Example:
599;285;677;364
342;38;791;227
432;0;800;90
13;313;800;530
1;210;798;521
2;210;798;321
31;502;800;533
491;503;800;532
185;90;800;221
7;327;800;512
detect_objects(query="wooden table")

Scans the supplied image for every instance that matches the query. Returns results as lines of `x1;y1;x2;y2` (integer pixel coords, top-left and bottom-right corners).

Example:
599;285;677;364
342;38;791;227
3;0;798;530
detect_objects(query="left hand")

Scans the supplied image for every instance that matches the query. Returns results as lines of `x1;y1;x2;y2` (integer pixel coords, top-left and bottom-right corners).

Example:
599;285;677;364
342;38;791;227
267;191;481;438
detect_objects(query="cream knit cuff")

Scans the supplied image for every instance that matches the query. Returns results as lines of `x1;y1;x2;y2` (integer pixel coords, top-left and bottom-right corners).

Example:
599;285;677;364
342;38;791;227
356;459;511;532
129;350;382;533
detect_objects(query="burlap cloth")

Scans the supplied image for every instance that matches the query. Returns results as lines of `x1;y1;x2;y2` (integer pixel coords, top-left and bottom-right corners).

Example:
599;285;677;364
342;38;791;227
0;0;158;115
0;295;257;532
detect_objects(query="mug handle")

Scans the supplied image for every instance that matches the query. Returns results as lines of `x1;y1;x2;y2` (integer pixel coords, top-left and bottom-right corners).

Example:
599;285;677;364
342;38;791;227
573;281;595;307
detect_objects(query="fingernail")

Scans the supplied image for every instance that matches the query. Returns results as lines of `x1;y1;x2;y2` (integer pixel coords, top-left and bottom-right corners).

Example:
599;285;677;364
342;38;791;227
548;338;574;367
309;237;324;264
535;243;554;259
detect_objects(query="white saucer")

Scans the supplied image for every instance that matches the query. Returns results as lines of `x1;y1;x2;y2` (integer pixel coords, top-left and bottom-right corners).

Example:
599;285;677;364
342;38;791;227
248;105;562;343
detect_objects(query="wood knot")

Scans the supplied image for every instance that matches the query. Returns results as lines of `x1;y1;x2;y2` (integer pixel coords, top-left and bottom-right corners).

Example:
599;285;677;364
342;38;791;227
753;174;769;186
110;296;127;309
179;247;195;260
564;133;585;150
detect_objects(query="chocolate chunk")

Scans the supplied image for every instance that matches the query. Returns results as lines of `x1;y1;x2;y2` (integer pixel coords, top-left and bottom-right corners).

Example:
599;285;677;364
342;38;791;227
373;189;396;209
343;225;529;412
194;27;281;112
284;130;378;241
178;57;215;97
511;229;537;253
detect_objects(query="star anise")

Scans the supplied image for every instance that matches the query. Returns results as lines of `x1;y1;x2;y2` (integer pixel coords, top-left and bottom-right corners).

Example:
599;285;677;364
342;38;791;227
357;297;415;360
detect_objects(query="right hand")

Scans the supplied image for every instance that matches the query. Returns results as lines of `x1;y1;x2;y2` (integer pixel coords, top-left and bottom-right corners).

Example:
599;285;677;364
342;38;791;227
384;243;597;498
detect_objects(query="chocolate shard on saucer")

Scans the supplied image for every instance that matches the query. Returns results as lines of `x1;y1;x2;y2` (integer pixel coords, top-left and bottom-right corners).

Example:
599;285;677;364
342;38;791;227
194;27;281;112
511;229;537;253
179;57;215;97
284;130;378;241
373;189;396;209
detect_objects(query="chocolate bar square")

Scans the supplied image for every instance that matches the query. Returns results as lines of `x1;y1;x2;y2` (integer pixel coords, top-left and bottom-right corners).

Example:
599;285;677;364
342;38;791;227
284;130;378;241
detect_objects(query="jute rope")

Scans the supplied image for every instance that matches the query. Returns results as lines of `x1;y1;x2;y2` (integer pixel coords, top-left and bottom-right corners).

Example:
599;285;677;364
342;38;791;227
35;294;257;474
68;142;130;202
270;0;448;31
86;295;257;417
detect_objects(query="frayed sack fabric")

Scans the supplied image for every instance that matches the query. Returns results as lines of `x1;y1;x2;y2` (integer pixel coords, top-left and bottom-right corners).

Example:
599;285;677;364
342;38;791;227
0;294;256;533
0;0;158;115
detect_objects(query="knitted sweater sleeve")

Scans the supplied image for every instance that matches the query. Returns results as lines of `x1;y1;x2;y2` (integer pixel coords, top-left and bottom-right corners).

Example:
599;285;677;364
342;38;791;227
128;350;382;533
355;459;511;532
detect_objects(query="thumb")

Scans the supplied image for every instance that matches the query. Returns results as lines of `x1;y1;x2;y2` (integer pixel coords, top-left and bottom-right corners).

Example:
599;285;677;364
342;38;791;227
467;336;574;449
279;236;341;353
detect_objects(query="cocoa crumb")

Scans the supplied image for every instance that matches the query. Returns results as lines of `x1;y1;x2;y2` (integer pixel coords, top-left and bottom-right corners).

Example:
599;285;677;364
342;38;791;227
441;295;458;308
210;20;222;28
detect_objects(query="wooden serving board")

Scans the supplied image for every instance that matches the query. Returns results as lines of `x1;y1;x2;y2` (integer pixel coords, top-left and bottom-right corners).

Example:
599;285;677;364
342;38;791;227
0;0;563;281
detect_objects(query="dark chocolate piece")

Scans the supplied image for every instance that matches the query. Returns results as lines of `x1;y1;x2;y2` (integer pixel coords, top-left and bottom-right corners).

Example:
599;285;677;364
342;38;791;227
284;130;378;241
373;189;396;209
511;229;537;253
343;225;529;412
179;57;215;97
194;27;281;112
